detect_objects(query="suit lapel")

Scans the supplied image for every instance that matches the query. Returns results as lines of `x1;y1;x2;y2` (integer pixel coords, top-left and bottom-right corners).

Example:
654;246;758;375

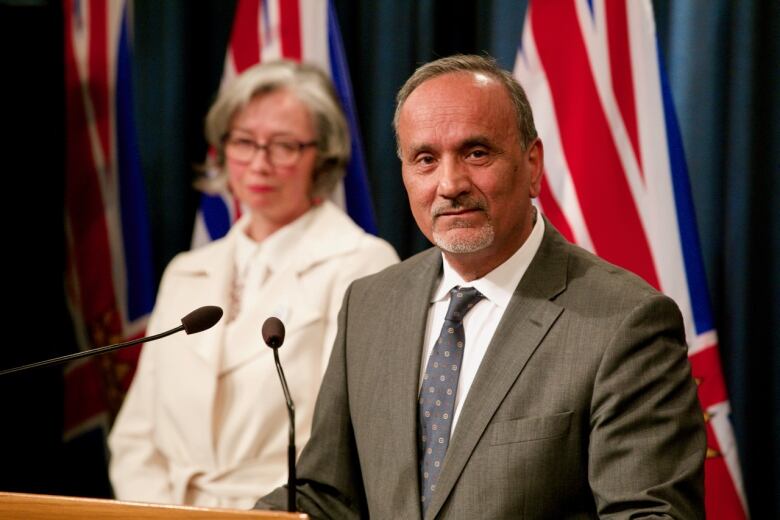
382;250;442;520
426;222;570;519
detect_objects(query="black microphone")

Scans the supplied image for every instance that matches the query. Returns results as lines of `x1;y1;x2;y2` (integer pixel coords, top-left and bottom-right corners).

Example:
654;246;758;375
262;317;286;348
262;316;296;513
0;306;223;376
181;305;224;334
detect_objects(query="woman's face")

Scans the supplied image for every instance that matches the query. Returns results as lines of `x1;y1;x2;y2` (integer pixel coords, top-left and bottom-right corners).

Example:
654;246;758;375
225;89;318;233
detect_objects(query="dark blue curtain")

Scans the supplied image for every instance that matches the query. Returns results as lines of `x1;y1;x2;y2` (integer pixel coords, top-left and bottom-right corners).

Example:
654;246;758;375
0;0;776;516
652;2;780;516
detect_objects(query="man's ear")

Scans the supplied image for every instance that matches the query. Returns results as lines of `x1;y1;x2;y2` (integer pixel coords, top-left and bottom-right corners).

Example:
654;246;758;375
527;138;544;198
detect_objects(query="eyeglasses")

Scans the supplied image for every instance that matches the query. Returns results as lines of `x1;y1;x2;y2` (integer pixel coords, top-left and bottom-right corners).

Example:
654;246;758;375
223;134;318;167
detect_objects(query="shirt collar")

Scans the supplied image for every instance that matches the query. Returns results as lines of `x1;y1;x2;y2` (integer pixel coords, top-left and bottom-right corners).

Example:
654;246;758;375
432;212;545;308
233;204;320;274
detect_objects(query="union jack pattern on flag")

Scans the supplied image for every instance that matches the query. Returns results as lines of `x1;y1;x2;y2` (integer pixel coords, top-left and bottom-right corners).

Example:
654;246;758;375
192;0;376;247
63;0;155;440
514;1;748;518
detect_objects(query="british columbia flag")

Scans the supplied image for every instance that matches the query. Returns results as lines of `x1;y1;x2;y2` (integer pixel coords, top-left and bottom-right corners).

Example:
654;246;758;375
192;0;377;246
63;0;154;440
514;1;748;517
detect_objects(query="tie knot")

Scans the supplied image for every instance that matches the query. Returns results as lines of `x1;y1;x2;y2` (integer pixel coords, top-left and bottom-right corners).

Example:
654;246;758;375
444;286;485;323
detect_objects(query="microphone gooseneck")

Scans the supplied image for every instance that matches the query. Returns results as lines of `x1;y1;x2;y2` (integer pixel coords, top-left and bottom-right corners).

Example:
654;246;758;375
0;306;224;377
262;316;296;513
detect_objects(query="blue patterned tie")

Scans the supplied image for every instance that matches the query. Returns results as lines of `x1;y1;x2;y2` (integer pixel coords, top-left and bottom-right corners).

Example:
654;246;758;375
419;286;485;514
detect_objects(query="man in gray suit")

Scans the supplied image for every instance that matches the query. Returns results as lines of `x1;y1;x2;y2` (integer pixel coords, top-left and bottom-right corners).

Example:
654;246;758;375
258;54;705;519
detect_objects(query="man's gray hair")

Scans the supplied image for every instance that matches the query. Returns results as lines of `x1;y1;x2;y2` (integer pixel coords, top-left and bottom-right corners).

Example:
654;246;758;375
202;60;350;197
393;54;538;151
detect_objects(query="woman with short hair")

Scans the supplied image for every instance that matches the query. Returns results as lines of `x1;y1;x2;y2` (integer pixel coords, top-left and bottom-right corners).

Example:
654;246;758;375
108;61;398;509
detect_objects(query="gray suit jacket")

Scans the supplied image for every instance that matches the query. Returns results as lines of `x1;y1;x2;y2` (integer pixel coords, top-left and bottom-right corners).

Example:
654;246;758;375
260;222;705;519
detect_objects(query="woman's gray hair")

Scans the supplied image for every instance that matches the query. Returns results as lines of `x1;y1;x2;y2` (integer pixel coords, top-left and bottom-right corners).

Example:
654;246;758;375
393;54;538;152
202;60;350;197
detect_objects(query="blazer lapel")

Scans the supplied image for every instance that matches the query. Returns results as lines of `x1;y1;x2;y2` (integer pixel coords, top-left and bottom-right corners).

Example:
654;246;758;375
381;250;442;520
426;222;569;520
155;234;235;469
177;239;234;372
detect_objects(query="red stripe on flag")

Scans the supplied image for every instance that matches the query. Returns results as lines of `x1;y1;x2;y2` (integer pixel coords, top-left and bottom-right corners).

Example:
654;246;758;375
63;1;152;441
689;344;729;409
605;0;643;178
279;0;302;60
538;172;575;242
64;0;118;327
231;0;262;72
530;2;660;289
704;423;748;520
88;0;111;170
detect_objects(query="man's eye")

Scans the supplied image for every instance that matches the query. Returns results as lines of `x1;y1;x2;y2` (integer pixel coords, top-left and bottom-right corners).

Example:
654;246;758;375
416;155;435;165
468;149;489;159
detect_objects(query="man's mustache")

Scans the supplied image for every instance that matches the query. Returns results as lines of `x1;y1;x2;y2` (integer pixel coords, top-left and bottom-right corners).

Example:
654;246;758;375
431;197;487;217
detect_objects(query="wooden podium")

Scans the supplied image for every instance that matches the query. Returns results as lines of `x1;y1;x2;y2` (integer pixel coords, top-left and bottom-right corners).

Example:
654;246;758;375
0;492;308;519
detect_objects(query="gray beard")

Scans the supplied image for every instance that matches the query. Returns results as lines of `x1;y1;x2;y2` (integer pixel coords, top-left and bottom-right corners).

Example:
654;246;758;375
433;223;495;254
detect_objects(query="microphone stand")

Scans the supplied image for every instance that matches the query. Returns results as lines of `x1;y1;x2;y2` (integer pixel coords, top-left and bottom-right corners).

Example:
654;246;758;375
272;347;296;513
263;316;297;513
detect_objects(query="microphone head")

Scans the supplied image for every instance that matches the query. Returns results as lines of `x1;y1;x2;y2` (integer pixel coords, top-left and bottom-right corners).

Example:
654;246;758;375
181;306;223;335
262;317;286;349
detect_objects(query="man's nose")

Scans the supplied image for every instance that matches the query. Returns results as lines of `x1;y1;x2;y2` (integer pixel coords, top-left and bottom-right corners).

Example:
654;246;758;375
437;156;471;199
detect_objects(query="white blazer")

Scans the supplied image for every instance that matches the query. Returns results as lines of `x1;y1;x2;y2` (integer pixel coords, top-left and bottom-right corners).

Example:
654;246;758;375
108;202;398;509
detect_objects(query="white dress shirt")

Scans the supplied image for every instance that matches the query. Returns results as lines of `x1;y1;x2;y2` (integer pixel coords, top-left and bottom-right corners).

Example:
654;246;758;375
419;215;545;432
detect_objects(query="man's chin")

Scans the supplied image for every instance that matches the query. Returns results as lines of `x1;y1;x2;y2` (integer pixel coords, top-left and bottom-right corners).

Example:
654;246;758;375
432;227;495;254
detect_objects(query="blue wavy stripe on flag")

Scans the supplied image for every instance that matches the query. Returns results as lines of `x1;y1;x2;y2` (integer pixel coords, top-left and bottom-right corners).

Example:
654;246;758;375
116;4;155;321
657;42;714;335
201;192;233;240
327;0;378;235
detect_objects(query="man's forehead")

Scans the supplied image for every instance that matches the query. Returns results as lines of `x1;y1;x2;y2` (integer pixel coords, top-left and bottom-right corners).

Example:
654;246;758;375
407;72;508;114
398;73;513;139
414;70;499;96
